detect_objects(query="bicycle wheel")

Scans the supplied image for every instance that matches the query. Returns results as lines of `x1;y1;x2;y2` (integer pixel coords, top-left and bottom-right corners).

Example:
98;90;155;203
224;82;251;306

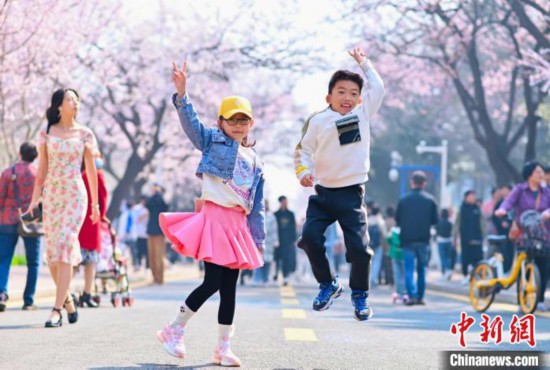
517;262;540;314
469;262;496;312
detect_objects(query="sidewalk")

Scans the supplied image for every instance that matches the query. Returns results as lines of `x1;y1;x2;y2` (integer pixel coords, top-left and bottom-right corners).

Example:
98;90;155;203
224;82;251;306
4;261;200;308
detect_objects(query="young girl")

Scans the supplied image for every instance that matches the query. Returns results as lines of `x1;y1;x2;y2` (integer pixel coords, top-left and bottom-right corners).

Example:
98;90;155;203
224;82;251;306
156;61;265;367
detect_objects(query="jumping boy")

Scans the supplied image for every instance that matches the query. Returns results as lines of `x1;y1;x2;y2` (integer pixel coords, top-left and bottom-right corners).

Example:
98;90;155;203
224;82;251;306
294;46;384;321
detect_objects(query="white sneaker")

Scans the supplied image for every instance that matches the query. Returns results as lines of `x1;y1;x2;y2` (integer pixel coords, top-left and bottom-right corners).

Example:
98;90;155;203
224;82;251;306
536;303;548;312
445;271;453;280
156;323;186;359
461;276;470;286
213;338;241;367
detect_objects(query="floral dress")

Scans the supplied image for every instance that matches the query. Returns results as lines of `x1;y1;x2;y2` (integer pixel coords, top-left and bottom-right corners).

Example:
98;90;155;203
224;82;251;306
38;128;97;266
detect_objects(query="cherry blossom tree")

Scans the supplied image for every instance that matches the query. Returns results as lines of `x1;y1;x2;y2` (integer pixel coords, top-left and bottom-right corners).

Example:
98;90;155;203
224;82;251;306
0;1;120;166
345;0;549;184
73;1;319;218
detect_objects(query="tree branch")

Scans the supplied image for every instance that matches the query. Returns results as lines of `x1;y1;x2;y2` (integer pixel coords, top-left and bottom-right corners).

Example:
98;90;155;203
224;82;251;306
508;0;549;49
504;66;519;139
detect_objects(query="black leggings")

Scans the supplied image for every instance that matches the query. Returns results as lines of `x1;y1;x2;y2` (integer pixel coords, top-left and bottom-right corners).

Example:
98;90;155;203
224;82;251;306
185;262;240;325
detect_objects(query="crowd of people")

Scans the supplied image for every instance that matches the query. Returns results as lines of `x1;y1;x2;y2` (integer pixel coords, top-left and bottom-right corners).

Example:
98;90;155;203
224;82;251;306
0;44;549;368
366;163;550;312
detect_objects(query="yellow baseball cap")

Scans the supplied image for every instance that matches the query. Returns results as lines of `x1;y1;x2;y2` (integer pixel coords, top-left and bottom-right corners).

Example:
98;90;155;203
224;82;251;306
218;96;253;119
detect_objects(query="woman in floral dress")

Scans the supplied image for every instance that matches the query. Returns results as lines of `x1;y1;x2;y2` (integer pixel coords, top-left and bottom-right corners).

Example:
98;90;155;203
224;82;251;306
27;88;100;327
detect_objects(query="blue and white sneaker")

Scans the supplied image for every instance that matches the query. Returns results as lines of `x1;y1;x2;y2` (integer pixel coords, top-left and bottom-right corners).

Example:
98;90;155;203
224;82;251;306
313;280;343;311
351;290;373;321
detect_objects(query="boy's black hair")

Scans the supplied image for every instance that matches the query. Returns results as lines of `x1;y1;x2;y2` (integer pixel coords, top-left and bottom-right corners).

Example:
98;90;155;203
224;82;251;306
328;70;364;94
19;142;38;163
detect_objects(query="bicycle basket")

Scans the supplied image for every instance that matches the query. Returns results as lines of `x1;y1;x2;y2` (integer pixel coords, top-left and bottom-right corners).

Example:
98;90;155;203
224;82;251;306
518;210;549;255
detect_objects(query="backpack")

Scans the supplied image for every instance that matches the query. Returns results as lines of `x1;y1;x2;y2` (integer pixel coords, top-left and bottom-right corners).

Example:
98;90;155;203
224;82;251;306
368;224;382;248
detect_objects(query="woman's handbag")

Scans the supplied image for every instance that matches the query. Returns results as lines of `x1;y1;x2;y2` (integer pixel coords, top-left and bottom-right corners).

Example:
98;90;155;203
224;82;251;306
19;204;44;238
11;165;44;238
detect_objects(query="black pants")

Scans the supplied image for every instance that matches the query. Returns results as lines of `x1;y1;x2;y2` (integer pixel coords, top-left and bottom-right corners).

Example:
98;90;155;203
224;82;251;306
136;238;149;268
500;238;514;273
461;242;483;276
534;255;550;303
298;184;372;291
185;262;239;325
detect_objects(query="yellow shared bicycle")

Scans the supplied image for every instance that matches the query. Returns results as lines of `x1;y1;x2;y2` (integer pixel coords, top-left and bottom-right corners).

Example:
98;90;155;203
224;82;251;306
470;210;549;314
469;234;541;314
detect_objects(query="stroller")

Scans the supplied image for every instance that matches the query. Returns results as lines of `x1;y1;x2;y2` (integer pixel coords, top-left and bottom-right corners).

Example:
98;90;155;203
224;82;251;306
94;218;134;307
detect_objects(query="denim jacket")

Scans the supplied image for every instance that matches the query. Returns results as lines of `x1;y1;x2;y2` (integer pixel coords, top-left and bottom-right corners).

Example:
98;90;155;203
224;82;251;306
173;93;266;249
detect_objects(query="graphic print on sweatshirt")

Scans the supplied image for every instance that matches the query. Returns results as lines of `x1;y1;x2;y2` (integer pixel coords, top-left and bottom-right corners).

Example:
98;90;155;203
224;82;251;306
335;115;361;146
223;147;255;203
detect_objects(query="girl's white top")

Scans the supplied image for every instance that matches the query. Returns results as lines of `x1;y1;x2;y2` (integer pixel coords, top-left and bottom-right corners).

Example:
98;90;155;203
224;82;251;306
201;146;257;214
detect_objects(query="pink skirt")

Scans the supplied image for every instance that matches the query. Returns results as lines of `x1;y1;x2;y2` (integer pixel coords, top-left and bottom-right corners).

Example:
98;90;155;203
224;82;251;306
159;201;263;270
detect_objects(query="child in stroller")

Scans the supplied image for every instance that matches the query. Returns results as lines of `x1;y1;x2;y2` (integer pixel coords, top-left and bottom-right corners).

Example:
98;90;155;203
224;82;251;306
94;218;134;307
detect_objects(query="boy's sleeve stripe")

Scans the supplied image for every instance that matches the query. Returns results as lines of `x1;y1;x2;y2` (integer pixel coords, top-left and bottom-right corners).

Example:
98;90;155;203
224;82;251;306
295;111;320;150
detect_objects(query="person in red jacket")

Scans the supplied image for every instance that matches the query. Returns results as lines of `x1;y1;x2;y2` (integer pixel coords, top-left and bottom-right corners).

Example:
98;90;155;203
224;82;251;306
78;153;108;307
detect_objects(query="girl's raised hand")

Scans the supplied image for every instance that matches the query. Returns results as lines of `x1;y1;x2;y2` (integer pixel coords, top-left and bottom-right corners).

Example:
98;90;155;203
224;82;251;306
172;61;188;98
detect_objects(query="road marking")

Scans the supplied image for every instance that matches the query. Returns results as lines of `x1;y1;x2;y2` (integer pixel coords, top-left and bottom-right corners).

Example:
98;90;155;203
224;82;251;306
426;289;550;319
282;308;307;319
280;286;296;298
281;298;300;305
284;328;318;341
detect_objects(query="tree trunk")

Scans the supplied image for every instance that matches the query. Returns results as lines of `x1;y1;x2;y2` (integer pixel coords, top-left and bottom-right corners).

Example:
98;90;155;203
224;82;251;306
106;152;147;220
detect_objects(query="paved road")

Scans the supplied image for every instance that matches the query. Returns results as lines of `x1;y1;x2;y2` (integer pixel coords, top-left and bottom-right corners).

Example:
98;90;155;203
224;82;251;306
1;276;549;369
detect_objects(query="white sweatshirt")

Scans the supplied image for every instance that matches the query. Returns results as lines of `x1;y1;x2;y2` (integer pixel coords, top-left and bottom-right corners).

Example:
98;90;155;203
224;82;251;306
294;60;385;188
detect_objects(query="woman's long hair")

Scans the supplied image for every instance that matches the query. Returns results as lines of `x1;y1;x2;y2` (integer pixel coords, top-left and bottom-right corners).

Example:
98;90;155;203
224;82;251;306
46;88;79;133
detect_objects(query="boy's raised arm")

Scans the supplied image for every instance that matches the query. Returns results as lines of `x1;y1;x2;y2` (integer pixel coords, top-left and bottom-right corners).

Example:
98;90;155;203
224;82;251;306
349;47;385;120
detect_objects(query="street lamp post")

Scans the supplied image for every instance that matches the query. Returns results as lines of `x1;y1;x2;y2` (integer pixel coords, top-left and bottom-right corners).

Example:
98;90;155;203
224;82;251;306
416;140;448;206
389;150;402;182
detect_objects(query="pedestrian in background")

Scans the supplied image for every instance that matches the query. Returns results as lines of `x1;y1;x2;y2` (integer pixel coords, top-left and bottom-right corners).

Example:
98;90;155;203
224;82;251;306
368;204;386;287
253;199;277;286
482;187;501;235
274;195;297;286
28;88;100;327
395;171;438;306
454;190;484;285
146;183;168;285
118;199;138;271
77;152;108;308
386;225;406;304
323;222;339;270
0;142;41;311
132;195;150;273
436;209;454;280
491;185;514;273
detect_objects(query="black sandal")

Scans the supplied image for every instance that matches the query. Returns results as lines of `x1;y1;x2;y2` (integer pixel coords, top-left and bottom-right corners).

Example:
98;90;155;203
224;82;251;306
45;308;63;328
64;294;79;324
